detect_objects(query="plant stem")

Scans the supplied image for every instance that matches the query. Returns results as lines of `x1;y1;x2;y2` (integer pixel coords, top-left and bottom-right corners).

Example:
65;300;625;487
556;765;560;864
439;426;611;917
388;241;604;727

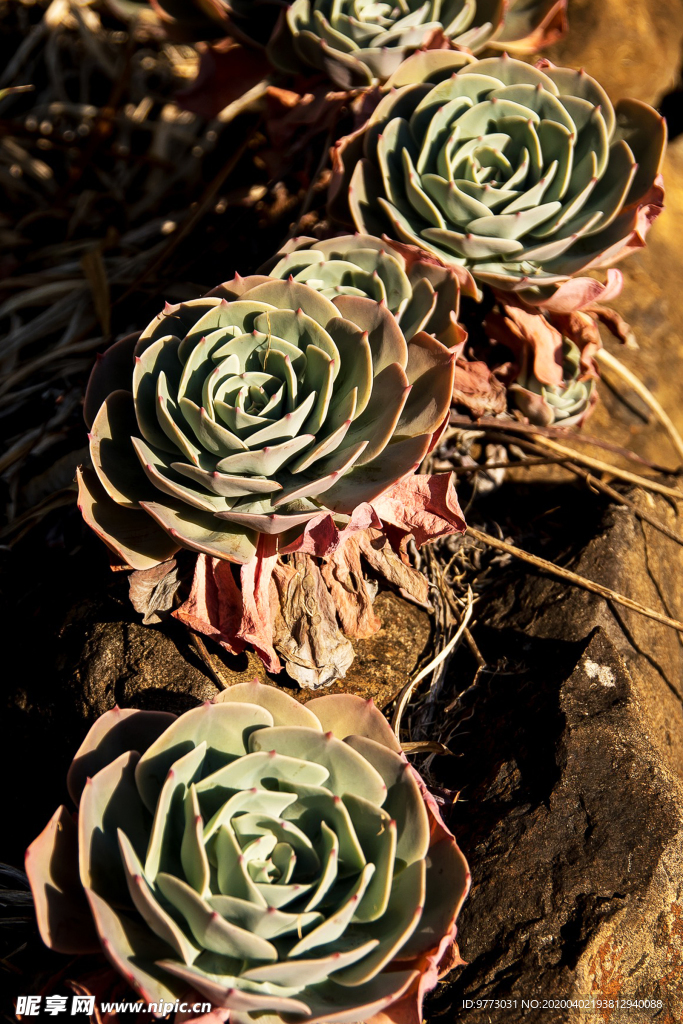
466;527;683;634
596;348;683;466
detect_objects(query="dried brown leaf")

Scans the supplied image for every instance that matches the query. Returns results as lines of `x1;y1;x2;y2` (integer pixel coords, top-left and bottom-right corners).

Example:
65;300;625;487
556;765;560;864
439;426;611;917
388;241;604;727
128;558;180;624
271;553;354;689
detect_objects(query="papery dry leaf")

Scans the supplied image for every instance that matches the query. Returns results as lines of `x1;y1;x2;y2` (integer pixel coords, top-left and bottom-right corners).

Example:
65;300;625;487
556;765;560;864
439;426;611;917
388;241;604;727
451;359;508;418
280;501;381;557
321;532;381;639
485;303;565;388
588;305;636;346
236;534;280;672
271;553;354;688
357;529;430;608
372;473;466;548
174;472;465;682
128;558;180;625
534;268;625;315
549;311;602;377
173;554;245;654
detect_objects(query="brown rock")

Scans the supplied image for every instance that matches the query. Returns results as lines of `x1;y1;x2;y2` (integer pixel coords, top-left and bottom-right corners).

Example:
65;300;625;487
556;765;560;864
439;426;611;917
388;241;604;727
588;137;683;477
56;583;430;717
433;492;683;1021
203;590;431;709
546;0;683;106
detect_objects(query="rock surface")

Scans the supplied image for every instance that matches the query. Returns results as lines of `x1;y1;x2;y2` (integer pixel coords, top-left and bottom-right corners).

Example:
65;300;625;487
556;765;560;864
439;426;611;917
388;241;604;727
588;137;683;478
546;0;683;106
54;582;430;715
432;491;683;1021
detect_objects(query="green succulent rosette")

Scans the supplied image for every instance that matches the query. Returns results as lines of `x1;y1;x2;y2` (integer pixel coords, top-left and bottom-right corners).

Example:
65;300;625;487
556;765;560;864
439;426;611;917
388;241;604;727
483;294;601;427
329;51;666;303
257;233;472;348
508;337;595;427
26;686;470;1021
267;0;567;88
79;278;456;570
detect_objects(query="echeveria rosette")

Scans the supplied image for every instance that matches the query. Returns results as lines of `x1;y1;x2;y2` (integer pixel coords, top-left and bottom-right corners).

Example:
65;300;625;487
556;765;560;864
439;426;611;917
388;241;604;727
26;685;470;1023
485;295;599;427
259;232;475;348
329;51;666;308
79;278;456;572
508;338;595;427
267;0;567;89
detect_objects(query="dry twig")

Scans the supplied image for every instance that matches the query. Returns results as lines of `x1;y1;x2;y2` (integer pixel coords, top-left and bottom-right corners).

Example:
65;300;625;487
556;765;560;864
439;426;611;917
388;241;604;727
596;347;683;466
467;527;683;634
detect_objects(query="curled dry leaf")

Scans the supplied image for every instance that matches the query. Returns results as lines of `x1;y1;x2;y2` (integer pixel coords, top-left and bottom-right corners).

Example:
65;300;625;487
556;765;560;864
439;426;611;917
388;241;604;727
451;359;508;419
320;533;381;639
271;553;354;688
128;558;181;625
174;471;464;686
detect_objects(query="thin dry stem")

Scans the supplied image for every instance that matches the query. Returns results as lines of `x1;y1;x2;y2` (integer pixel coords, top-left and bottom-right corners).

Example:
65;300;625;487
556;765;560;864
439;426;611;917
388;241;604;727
392;589;474;740
467;527;683;634
532;435;683;501
190;634;228;690
480;431;683;548
596;348;683;467
448;414;677;475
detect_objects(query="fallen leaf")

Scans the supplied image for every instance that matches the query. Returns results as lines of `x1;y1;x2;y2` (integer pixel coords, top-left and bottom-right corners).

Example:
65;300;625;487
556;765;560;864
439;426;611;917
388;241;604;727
128;558;180;624
271;553;354;688
451;358;508;418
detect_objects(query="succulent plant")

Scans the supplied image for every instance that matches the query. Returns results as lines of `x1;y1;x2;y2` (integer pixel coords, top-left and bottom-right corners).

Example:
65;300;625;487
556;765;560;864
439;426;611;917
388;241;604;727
484;296;599;427
79;278;455;571
26;686;470;1021
507;337;595;426
267;0;567;89
329;51;666;303
260;233;470;347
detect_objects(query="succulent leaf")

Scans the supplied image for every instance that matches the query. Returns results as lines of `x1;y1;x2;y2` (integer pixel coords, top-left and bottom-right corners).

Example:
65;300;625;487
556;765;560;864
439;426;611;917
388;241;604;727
27;686;469;1021
81;274;456;568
